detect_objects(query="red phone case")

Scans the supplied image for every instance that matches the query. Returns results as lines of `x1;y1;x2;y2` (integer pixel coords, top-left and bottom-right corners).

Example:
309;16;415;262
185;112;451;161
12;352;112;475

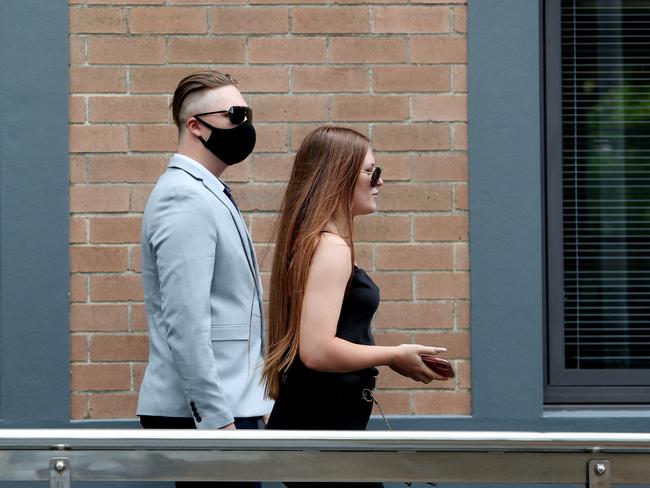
420;355;455;379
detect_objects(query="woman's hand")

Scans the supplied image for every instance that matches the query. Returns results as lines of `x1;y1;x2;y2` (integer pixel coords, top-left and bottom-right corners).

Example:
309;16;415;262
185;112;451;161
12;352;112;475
388;345;448;383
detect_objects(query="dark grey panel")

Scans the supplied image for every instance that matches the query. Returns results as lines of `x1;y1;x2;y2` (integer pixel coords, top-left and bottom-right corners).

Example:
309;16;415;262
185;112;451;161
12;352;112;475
0;0;70;426
467;0;545;420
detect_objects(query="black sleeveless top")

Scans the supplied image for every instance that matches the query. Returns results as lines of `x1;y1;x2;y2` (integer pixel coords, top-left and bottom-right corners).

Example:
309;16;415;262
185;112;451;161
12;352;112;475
288;266;380;381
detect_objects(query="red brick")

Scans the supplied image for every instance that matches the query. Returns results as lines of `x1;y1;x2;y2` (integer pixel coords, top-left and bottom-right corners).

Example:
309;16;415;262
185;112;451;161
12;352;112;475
354;243;373;270
71;393;88;420
129;66;196;93
254;244;274;272
415;272;469;299
373;66;450;93
70;303;130;332
131;246;142;272
249;37;326;63
376;301;454;329
330;37;406;63
453;122;468;150
70;7;126;33
407;0;465;3
251;124;288;152
89;217;142;243
70;125;128;153
70;246;129;272
168;38;245;63
71;66;127;93
131;304;148;331
70;185;131;212
290;123;369;151
132;363;147;389
293;67;368;93
412;95;467;122
376;244;453;271
373;331;411;347
367;271;412;300
453;65;467;92
456;301;470;329
90;335;148;361
89;95;168;123
70;155;87;184
170;0;244;3
372;124;449;151
373;153;411;181
71;335;89;361
355;215;409;242
251;0;325;3
89;394;138;418
410;36;467;63
374;6;449;33
250;214;279;243
70;36;85;65
414;391;471;415
253;95;328;122
457;360;471;389
454;243;469;271
71;363;131;391
70;274;89;303
69;96;86;124
411;153;467;181
130;185;155;212
453;6;467;33
455;183;468;210
85;0;165;4
378;183;452;211
335;0;407;3
90;275;144;301
129;125;177;152
221;160;250;183
218;66;290;93
293;7;368;33
212;7;288;33
87;37;165;64
130;7;208;34
414;331;470;358
232;183;285;211
413;215;468;241
70;216;88;243
332;95;409;122
371;390;411;415
89;155;167;183
252;154;293;182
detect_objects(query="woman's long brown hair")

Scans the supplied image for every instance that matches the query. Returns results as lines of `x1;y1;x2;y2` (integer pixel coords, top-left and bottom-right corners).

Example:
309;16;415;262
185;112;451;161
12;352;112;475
262;126;370;399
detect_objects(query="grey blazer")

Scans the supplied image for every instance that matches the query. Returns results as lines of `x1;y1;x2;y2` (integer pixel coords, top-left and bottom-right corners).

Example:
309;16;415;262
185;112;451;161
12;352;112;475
137;155;273;429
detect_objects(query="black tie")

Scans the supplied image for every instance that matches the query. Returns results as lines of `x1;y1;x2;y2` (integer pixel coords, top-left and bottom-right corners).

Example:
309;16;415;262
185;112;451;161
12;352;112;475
222;183;238;210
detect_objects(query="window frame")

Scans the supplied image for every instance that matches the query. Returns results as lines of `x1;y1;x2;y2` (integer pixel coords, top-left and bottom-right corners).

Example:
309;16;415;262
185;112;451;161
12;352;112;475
543;0;650;405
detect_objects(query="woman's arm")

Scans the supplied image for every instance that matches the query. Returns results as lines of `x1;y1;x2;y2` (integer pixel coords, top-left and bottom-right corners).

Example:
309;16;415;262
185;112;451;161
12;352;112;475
298;233;447;383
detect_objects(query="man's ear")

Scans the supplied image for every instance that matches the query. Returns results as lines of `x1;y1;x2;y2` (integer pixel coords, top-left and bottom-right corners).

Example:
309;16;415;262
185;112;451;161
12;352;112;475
186;117;204;138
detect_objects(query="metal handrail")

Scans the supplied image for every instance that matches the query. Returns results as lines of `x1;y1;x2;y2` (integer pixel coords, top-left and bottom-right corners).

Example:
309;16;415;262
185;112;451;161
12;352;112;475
0;429;648;486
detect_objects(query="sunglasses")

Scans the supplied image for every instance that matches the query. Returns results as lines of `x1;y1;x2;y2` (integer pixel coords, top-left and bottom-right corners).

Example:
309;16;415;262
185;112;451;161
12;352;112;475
361;166;382;188
194;106;252;125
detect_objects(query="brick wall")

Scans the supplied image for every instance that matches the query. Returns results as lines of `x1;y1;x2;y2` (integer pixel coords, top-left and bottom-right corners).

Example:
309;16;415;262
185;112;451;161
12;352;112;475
69;0;469;420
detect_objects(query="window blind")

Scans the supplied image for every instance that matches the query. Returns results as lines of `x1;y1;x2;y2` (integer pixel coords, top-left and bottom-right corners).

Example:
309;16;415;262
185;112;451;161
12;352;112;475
561;0;650;369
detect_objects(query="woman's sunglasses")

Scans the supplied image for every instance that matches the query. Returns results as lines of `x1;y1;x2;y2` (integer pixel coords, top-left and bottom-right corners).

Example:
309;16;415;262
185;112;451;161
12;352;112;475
194;106;252;125
361;166;382;188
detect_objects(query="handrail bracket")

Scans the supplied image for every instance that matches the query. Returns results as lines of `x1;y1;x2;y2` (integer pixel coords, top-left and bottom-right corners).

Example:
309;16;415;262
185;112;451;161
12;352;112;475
588;460;610;488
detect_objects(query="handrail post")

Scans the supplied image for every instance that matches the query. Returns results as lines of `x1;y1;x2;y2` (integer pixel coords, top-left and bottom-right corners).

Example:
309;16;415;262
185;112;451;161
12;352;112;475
588;460;610;488
49;457;70;488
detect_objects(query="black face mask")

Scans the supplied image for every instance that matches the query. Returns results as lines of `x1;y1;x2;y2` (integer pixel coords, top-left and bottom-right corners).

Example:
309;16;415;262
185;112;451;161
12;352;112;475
194;117;256;166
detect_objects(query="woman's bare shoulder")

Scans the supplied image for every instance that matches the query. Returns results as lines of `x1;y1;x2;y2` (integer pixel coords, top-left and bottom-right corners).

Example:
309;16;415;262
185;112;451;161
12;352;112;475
311;232;352;276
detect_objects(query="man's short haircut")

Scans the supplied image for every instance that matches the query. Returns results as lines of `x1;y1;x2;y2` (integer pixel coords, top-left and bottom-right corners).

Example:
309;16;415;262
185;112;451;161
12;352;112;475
171;70;238;128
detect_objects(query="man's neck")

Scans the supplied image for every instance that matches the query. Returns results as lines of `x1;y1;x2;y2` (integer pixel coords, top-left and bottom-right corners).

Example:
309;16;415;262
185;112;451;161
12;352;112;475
177;145;227;179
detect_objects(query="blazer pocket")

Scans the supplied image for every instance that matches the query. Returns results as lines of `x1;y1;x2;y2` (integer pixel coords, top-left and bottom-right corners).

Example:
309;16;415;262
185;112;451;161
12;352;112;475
210;324;249;341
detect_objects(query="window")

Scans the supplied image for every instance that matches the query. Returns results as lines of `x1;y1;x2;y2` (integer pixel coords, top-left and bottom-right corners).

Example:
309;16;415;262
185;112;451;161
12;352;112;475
545;0;650;403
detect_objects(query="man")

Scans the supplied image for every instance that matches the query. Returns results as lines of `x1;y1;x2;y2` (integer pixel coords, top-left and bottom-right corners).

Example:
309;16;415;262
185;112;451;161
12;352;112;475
137;70;273;486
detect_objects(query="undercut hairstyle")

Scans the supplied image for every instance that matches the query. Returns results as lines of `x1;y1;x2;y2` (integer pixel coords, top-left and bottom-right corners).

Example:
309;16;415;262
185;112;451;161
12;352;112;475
171;70;238;128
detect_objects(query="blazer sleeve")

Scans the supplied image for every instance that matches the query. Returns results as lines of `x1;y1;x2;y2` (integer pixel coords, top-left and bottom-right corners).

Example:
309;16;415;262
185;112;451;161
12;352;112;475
146;187;233;429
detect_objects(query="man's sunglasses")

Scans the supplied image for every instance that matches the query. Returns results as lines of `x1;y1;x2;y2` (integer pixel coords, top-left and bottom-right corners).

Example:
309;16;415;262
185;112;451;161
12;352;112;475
361;166;382;188
194;106;252;125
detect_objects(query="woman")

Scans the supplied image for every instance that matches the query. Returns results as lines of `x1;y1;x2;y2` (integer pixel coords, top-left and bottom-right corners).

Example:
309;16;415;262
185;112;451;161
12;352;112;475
263;127;447;484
